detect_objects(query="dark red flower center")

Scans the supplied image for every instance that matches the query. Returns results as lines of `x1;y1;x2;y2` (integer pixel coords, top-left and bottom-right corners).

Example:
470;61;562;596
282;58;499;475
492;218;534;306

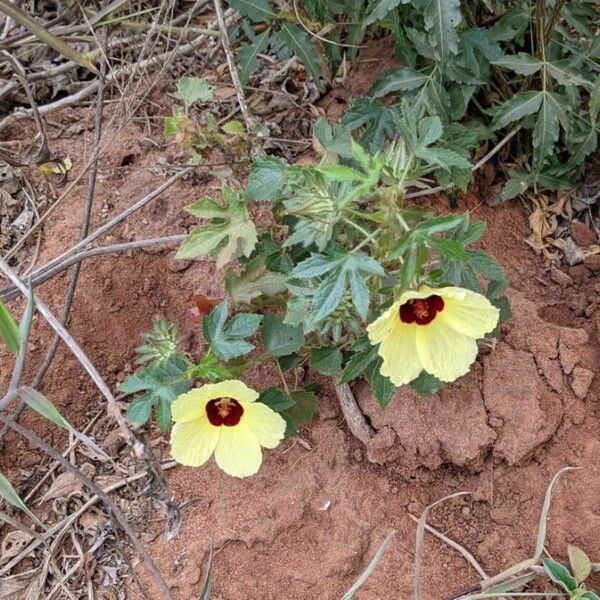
206;397;244;426
399;295;444;325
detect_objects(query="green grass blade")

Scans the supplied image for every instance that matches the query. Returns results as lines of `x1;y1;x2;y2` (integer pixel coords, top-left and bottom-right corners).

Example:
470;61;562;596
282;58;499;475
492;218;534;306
341;530;396;600
19;386;109;459
199;542;214;600
0;471;44;529
0;0;98;74
0;300;19;354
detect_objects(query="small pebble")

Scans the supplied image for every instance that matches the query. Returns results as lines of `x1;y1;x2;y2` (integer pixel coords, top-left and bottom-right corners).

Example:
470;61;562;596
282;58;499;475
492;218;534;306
550;267;573;287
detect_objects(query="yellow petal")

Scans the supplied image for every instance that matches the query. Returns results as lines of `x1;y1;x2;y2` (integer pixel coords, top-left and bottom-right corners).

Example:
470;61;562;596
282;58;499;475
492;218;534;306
214;423;262;478
415;318;478;382
378;320;422;386
367;301;401;344
172;380;259;423
170;417;220;467
244;402;286;449
437;287;500;338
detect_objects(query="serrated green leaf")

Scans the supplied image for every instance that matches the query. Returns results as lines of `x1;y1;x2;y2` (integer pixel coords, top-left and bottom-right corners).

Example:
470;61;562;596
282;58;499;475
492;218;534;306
546;60;591;88
282;389;318;435
415;214;465;236
261;315;304;357
542;558;578;592
0;471;43;528
428;238;469;261
416;147;472;171
238;28;270;84
120;355;191;430
174;77;213;108
568;545;592;583
225;257;287;303
0;300;19;354
590;74;600;125
499;170;532;201
492;53;543;75
177;188;258;268
245;155;286;201
203;301;262;360
310;347;343;376
222;120;244;135
258;387;296;411
340;344;379;384
492;91;543;130
468;249;508;284
369;366;395;408
227;0;275;22
370;67;429;98
409;371;444;395
363;0;405;27
417;116;444;148
279;23;323;91
533;94;560;170
317;164;367;182
313;118;354;158
424;0;462;66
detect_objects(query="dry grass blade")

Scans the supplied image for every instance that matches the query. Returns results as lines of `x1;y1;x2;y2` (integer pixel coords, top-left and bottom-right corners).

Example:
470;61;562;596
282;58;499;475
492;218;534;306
341;530;396;599
534;466;579;560
414;492;471;600
0;0;98;74
0;415;173;600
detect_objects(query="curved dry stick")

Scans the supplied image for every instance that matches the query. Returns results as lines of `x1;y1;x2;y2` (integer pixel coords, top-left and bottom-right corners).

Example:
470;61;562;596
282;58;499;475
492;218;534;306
335;382;374;444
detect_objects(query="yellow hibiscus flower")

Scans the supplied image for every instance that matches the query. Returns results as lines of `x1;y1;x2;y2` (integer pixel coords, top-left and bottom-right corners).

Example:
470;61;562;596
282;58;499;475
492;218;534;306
367;286;500;386
170;380;286;478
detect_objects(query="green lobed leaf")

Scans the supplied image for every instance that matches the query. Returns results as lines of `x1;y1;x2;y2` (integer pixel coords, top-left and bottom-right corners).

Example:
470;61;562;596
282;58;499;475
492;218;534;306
120;355;191;430
369;366;395;408
428;238;469;262
238;28;270;84
468;249;508;285
257;387;296;411
279;23;323;91
370;67;429;98
174;77;213;108
533;94;560;170
245;155;286;201
281;389;318;436
226;0;275;22
261;315;304;357
492;53;543;75
313;118;354;158
310;347;343;376
340;344;379;384
177;188;258;268
423;0;462;66
203;301;262;361
492;91;543;130
546;60;591;88
226;256;287;304
0;300;19;354
409;371;444;396
362;0;405;27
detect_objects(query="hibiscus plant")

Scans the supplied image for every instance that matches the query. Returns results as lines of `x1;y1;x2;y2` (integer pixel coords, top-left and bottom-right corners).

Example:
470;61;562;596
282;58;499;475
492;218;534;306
120;102;510;477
